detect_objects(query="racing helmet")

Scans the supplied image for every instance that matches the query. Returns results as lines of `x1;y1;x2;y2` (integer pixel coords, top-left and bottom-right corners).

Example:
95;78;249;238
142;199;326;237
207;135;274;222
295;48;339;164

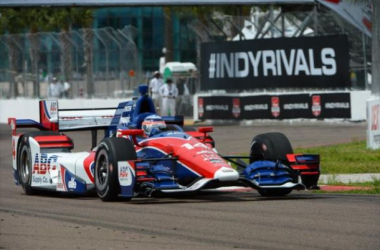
142;115;166;136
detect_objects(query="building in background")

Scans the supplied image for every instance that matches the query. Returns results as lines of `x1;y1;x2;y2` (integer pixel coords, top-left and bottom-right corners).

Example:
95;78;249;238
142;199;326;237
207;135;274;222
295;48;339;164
92;7;197;72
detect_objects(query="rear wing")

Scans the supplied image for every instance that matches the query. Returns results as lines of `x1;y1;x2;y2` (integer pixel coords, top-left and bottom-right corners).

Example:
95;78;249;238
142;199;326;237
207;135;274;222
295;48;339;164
8;100;116;148
8;100;115;134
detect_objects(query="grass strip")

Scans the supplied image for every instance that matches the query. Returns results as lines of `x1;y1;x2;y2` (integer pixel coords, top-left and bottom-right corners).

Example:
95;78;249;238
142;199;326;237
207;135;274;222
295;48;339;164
294;140;380;174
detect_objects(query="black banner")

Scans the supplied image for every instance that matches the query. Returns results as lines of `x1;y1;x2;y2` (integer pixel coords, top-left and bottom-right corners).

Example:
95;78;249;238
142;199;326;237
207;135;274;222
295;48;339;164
201;35;350;90
198;93;351;120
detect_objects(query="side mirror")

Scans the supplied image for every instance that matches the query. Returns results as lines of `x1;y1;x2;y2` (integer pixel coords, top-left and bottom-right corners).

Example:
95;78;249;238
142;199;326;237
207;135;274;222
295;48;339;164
198;126;213;133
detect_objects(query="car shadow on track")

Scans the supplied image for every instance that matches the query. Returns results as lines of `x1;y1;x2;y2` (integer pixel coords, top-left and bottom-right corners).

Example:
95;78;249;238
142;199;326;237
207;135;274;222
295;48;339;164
125;191;326;205
24;189;328;205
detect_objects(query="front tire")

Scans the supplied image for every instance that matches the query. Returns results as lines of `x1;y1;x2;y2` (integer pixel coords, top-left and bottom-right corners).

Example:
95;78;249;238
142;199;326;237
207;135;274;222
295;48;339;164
250;132;294;197
95;137;137;201
249;132;293;163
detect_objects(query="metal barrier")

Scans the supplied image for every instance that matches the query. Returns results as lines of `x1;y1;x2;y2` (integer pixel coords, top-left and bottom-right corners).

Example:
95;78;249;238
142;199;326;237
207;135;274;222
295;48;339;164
0;26;139;99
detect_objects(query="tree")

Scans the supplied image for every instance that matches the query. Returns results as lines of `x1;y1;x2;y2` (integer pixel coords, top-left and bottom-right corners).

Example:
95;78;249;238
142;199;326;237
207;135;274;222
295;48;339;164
21;8;51;97
371;0;379;96
0;9;25;97
349;0;379;96
48;8;94;98
49;8;74;87
73;9;94;98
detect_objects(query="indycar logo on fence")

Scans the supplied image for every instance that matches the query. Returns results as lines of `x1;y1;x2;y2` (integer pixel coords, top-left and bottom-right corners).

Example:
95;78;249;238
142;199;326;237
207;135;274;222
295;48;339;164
312;95;322;117
198;98;204;118
271;97;280;118
232;98;241;118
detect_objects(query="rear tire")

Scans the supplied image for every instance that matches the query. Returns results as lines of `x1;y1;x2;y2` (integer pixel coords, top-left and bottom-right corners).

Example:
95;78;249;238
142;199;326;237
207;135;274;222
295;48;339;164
95;137;137;201
18;138;34;195
249;132;293;163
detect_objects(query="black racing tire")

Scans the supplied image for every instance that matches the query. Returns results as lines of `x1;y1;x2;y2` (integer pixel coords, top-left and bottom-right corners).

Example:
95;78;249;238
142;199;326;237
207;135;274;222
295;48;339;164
18;137;35;195
249;132;293;163
95;137;137;202
258;188;292;197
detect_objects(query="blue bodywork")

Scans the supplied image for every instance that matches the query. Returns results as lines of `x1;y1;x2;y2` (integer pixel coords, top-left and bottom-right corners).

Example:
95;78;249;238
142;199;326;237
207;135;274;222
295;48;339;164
242;161;295;186
107;85;183;138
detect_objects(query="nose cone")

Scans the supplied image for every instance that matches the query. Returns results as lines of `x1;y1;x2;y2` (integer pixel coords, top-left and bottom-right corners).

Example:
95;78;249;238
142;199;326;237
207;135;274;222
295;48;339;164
214;167;239;182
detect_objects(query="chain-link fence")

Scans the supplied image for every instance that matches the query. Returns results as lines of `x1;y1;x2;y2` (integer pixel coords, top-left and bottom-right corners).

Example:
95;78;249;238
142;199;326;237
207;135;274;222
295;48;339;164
0;26;139;99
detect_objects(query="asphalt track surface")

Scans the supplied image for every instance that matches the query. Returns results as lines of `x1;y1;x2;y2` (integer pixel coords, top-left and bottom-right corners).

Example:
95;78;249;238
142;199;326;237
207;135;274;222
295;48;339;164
1;122;379;250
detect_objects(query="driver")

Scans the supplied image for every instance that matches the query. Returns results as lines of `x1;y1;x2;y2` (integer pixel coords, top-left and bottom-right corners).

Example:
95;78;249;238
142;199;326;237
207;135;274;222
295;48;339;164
141;115;167;137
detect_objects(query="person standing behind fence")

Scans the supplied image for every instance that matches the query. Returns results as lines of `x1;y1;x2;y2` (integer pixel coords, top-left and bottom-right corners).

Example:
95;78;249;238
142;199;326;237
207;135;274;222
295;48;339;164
159;78;178;116
48;77;63;98
62;80;71;98
149;71;164;111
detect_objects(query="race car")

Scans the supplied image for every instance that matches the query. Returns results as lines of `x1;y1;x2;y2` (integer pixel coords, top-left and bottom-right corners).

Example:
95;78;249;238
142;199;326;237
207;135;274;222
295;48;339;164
8;85;320;201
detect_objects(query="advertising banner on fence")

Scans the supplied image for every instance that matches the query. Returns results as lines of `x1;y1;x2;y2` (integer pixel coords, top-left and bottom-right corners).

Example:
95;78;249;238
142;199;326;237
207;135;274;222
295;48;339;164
367;98;380;149
197;93;351;120
201;35;350;90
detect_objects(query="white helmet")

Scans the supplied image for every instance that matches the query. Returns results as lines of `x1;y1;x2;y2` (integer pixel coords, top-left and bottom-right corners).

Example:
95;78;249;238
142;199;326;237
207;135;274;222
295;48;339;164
142;115;166;136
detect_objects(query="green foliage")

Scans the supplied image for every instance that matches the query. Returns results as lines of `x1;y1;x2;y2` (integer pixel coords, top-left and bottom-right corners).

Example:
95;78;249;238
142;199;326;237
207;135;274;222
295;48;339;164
295;140;380;174
45;7;93;31
0;8;29;34
0;7;93;34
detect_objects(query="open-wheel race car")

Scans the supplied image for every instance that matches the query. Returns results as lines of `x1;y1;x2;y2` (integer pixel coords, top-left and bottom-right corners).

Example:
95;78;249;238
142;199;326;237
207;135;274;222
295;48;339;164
8;85;320;201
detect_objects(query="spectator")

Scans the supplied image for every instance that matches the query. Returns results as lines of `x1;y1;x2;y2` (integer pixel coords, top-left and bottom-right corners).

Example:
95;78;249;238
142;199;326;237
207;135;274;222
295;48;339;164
48;77;63;98
149;71;164;110
62;80;71;98
159;78;178;116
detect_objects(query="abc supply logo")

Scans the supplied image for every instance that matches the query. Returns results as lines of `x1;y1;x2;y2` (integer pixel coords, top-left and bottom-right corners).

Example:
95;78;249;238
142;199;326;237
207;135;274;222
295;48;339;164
49;101;58;119
232;98;241;118
312;95;322;117
50;102;58;112
198;98;204;118
271;97;280;118
33;154;59;175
